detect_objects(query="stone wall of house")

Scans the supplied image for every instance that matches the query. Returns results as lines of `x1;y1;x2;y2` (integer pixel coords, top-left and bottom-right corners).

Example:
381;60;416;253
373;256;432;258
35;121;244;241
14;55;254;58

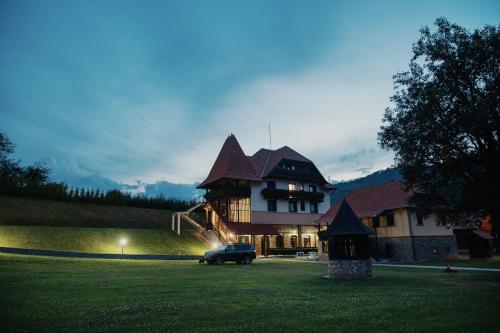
371;235;458;262
413;236;458;261
328;260;372;279
371;237;415;262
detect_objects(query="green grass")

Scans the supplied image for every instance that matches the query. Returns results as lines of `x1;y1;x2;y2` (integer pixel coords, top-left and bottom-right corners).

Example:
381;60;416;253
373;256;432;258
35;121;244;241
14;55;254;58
0;225;208;255
415;254;500;269
0;196;181;229
1;254;499;332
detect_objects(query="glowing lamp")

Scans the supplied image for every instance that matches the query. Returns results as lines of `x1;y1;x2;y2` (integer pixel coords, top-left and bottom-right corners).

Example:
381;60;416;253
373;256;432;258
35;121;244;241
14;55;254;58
119;238;127;254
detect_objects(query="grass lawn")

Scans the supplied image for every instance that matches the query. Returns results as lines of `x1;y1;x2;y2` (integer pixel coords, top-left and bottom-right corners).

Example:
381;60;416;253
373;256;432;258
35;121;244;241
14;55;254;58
0;225;208;255
1;254;499;332
415;254;500;269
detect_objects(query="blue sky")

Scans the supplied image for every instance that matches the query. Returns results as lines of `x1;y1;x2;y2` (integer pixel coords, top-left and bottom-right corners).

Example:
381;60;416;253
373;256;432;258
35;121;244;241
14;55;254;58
1;0;499;185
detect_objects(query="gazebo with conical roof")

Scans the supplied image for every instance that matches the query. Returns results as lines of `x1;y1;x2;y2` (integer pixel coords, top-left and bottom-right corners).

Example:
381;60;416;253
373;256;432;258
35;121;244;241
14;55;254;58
318;199;374;278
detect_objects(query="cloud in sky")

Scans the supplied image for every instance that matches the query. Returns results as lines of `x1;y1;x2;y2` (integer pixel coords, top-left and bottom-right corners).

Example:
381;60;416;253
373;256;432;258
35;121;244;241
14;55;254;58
1;0;498;185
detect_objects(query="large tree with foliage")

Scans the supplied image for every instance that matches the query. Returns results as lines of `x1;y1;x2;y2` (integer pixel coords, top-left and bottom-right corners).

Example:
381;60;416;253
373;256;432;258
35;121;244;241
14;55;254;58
378;18;500;230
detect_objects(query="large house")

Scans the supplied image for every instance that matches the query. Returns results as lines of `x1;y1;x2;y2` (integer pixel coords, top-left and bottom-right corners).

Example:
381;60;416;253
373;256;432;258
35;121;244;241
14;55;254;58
197;134;334;255
317;181;458;262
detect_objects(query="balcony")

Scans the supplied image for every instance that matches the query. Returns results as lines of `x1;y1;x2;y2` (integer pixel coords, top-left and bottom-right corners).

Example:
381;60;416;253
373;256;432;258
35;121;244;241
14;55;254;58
205;187;251;200
260;188;324;202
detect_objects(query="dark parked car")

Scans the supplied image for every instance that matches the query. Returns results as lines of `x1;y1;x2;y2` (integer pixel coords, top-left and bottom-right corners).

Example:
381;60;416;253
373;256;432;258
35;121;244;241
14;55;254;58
201;243;256;265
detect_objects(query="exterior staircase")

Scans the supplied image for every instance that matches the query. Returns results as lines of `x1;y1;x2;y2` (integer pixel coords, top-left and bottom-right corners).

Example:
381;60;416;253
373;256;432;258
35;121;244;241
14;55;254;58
172;196;223;248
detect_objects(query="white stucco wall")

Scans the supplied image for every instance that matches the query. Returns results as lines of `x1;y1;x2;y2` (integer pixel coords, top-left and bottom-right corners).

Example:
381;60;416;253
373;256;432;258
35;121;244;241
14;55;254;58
250;180;331;214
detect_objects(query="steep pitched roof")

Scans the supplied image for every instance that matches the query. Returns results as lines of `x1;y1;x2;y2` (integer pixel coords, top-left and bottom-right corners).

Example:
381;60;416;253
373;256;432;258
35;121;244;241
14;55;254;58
261;146;310;176
318;181;414;224
247;146;333;188
199;134;334;189
319;199;374;237
197;134;260;188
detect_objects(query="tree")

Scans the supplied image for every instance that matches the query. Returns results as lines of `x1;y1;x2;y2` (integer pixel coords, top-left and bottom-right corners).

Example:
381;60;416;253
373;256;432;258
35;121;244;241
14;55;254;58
378;18;500;230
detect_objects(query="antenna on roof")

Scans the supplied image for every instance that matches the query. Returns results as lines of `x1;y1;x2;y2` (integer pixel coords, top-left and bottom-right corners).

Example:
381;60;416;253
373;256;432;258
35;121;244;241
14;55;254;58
268;123;272;149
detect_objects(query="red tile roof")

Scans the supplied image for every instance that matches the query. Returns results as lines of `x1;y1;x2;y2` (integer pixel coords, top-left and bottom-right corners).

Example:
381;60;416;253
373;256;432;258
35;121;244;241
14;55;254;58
319;181;414;224
198;134;333;189
198;134;260;188
226;222;279;235
247;147;311;178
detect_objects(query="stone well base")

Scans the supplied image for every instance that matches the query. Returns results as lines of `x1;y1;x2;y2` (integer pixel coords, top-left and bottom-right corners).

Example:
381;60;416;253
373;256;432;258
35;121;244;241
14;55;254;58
328;259;372;279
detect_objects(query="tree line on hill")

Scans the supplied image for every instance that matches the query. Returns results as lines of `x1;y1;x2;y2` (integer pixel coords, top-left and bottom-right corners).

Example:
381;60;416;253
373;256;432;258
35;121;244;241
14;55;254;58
0;132;194;211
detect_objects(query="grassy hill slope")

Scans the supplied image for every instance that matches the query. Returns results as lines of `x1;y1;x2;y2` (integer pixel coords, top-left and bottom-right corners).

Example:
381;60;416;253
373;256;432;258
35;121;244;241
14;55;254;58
0;196;180;229
0;225;208;255
0;196;208;255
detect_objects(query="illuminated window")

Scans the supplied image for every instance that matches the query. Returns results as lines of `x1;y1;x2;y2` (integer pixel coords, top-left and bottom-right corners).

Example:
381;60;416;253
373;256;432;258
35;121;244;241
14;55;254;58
288;183;296;191
303;236;311;247
321;241;328;253
228;197;251;223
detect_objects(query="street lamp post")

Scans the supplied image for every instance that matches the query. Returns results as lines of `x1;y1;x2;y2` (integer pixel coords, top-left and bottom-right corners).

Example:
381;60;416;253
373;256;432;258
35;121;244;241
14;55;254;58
120;238;127;255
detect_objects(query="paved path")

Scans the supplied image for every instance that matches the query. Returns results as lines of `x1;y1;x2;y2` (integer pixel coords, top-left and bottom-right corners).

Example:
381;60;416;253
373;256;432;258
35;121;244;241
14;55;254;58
374;263;500;272
261;257;500;272
0;247;202;261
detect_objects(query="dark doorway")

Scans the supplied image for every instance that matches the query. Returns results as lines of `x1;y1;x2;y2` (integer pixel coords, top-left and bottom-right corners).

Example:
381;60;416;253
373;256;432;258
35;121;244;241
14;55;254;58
260;236;270;256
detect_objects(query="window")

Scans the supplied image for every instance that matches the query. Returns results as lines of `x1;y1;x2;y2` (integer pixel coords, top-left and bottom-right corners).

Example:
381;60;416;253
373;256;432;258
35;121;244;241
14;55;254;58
299;183;304;191
303;236;311;248
276;235;284;248
300;200;305;211
372;216;380;228
267;200;277;212
238;236;251;244
417;214;424;226
386;214;395;226
267;181;276;189
321;241;328;253
309;185;317;192
228;197;251;223
288;183;296;191
310;202;318;213
289;201;297;212
290;235;298;248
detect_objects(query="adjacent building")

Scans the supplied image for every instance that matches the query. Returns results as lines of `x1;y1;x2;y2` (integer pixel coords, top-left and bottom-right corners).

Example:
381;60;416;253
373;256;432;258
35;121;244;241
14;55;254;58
197;134;334;255
318;181;458;262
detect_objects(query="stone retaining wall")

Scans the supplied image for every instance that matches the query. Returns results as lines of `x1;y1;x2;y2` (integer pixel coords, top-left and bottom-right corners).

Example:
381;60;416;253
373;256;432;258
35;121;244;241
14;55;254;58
372;236;458;262
328;259;373;279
